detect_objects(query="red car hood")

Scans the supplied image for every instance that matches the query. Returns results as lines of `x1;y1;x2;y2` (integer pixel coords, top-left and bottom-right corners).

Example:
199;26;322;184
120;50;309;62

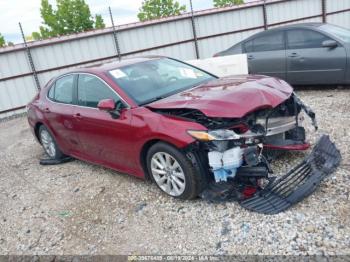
148;75;293;118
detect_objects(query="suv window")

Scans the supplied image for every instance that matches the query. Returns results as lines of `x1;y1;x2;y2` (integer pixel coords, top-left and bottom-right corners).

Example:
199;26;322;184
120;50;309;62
53;75;74;104
243;32;284;52
287;29;331;49
77;74;121;108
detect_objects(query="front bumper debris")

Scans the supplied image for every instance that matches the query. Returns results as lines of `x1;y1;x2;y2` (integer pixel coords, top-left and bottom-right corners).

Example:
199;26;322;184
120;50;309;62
200;135;341;214
239;135;341;214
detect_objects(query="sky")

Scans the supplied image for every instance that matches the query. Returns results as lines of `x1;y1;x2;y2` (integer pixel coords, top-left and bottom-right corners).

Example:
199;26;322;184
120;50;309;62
0;0;217;44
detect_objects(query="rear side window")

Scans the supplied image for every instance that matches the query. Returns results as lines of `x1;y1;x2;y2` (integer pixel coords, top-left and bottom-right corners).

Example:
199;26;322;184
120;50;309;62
243;40;253;53
244;31;284;53
226;43;243;54
287;29;331;49
253;32;285;52
77;74;121;108
53;75;75;104
47;84;55;99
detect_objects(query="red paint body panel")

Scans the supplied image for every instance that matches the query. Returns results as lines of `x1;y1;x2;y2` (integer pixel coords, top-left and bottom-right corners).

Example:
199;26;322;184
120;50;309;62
26;58;306;180
27;77;205;178
148;75;293;118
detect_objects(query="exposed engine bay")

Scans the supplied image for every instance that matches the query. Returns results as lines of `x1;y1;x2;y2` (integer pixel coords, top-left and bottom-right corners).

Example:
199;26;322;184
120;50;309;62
152;93;341;214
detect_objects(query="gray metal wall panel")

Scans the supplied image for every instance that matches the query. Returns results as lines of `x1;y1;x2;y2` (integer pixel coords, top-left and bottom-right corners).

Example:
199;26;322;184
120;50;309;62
327;11;350;28
269;17;323;28
118;19;193;53
123;42;197;61
195;7;263;37
267;0;322;24
31;34;116;71
326;0;350;13
0;76;37;111
198;29;263;58
0;50;31;78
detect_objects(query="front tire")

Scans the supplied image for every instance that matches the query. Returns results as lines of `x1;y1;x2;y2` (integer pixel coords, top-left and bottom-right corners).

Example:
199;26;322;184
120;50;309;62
39;125;65;160
146;142;204;200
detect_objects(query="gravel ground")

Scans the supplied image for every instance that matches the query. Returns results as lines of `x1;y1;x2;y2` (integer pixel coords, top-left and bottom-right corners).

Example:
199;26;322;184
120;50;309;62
0;88;349;256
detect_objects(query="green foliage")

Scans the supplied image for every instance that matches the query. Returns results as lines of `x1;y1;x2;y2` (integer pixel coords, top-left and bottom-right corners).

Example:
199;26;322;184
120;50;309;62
138;0;186;22
0;33;5;47
213;0;244;8
32;0;105;40
94;14;105;29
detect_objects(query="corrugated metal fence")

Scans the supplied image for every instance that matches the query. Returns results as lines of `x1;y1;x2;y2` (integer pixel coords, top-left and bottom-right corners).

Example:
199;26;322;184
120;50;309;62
0;0;349;118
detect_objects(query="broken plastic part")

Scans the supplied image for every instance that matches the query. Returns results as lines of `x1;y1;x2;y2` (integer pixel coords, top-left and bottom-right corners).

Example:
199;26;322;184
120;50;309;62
200;135;341;214
239;135;341;214
208;147;243;182
293;93;318;130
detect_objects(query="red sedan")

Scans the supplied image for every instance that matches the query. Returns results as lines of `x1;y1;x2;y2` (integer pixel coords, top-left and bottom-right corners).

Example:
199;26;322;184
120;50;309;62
27;56;340;214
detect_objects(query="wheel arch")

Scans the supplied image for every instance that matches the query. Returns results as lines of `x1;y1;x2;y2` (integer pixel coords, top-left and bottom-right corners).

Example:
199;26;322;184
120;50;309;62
140;138;188;181
34;122;44;143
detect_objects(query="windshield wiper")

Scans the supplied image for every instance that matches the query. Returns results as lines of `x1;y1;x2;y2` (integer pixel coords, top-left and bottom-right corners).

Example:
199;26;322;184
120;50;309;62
140;96;167;106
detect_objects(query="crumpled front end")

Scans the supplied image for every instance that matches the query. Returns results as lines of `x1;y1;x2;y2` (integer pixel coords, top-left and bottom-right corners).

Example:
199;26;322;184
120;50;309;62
179;94;341;214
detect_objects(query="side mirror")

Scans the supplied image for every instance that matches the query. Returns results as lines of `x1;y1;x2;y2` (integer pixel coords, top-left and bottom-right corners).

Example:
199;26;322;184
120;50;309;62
322;40;338;48
97;98;115;111
97;99;126;119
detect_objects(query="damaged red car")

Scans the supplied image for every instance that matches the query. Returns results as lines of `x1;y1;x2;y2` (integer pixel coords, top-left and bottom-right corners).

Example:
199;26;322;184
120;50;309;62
27;56;341;214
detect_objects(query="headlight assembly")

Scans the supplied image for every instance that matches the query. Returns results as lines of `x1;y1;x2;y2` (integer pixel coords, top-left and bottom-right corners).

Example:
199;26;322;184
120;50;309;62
187;129;241;141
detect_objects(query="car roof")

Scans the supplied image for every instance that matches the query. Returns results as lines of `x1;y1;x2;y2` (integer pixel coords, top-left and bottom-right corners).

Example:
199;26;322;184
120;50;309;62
273;22;324;30
233;22;328;46
244;22;325;39
67;55;166;75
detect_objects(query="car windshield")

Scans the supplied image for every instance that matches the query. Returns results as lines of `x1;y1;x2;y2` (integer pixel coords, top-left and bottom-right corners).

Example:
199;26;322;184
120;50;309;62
108;58;216;105
319;24;350;42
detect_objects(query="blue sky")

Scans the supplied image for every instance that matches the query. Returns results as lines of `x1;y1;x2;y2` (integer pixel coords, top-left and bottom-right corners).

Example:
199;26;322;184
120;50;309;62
0;0;215;44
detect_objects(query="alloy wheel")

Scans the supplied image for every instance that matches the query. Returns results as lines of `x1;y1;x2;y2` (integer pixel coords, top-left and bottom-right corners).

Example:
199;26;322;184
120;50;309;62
40;129;56;158
150;152;186;196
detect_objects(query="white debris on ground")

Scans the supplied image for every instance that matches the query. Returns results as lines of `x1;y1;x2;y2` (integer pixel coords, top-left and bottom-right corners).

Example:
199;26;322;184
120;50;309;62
0;88;349;255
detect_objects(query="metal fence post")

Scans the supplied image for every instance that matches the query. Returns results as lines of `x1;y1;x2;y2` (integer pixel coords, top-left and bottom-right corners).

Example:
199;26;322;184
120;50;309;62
109;7;122;61
189;0;200;59
19;22;40;90
321;0;327;23
262;0;268;30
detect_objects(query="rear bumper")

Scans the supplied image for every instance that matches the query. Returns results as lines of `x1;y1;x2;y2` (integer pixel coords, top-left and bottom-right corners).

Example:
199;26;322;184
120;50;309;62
239;135;341;214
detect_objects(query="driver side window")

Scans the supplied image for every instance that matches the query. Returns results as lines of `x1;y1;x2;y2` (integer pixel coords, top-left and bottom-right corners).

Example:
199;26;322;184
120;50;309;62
287;29;331;49
77;74;122;108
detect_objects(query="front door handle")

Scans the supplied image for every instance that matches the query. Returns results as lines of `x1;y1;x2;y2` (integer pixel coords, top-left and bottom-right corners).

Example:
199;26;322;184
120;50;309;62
288;52;299;58
74;113;83;119
247;55;254;60
43;107;50;113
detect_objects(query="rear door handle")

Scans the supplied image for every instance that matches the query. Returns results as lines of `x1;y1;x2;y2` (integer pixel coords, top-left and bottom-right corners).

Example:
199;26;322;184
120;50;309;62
247;55;254;60
74;113;83;119
288;52;299;58
43;107;50;113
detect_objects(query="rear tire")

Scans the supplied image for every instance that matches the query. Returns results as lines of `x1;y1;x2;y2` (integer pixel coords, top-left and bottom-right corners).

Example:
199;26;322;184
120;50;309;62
146;142;205;200
39;125;65;160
